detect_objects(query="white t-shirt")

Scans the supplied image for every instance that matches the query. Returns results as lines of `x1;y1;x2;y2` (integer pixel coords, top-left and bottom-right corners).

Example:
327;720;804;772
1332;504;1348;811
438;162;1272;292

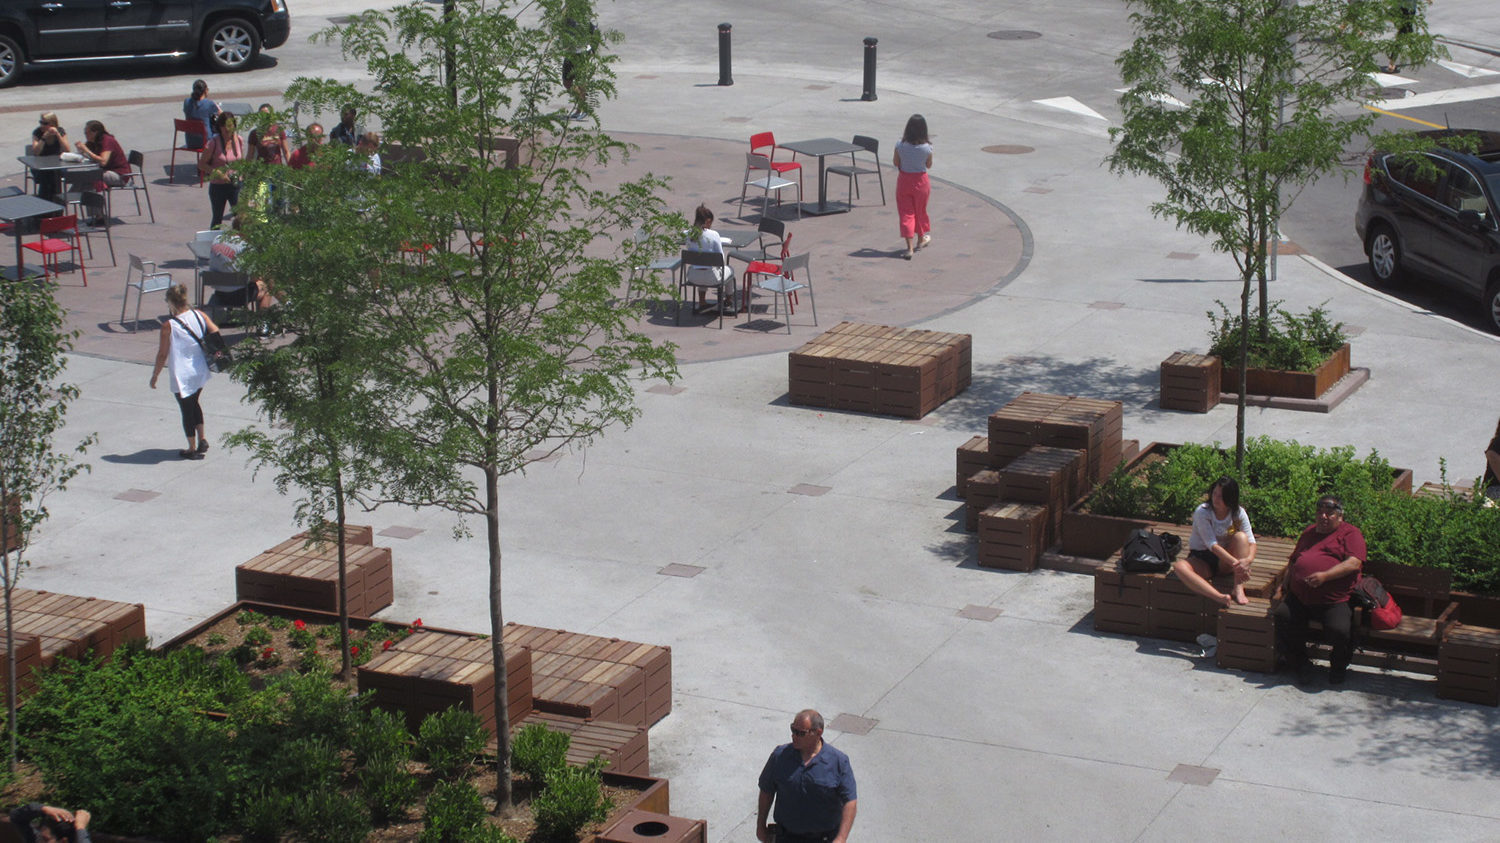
1188;502;1255;552
684;228;732;284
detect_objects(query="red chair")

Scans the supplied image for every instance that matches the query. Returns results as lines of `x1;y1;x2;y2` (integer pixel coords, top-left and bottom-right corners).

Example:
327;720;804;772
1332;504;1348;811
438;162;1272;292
750;132;803;198
171;118;207;186
741;232;792;315
23;215;88;285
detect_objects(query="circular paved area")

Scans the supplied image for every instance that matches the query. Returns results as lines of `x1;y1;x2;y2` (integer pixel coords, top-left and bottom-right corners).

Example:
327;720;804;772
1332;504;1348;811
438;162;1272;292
2;132;1029;366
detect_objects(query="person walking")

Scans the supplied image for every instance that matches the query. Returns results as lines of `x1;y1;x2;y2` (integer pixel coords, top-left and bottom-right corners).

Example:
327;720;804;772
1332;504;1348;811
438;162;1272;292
757;709;858;843
893;114;933;260
199;112;245;228
150;284;218;460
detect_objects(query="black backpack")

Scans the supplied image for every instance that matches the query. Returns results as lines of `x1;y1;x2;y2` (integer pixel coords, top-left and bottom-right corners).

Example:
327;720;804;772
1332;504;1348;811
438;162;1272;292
1119;528;1182;573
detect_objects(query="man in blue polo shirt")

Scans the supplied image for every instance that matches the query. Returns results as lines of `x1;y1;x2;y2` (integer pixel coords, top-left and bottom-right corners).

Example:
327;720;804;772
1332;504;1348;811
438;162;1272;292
756;709;858;843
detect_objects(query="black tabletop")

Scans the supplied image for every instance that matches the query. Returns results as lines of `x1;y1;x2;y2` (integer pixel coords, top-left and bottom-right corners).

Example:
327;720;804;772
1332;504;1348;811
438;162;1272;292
780;138;862;157
17;154;99;173
0;194;64;223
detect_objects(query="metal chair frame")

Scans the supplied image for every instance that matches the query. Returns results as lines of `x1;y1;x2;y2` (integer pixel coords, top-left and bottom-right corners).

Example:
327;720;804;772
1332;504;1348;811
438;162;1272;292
825;135;887;206
122;255;173;332
749;252;816;333
739;153;802;221
120;150;157;222
677;249;736;329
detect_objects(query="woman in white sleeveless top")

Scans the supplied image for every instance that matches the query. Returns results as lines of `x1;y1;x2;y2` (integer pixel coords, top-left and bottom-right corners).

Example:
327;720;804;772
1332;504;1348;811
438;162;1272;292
150;284;220;460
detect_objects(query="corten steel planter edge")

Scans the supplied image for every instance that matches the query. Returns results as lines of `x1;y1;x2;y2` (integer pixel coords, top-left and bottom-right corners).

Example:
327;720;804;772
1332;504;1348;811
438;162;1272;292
1222;343;1351;401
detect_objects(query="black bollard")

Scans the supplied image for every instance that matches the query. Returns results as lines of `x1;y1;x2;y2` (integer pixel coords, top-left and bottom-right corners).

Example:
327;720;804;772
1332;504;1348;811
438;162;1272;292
718;22;734;86
861;36;878;101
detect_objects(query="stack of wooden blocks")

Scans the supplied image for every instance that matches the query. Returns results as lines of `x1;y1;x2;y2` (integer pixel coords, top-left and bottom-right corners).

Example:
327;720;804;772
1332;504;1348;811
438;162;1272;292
504;624;673;728
357;632;533;735
1159;351;1221;413
1217;598;1278;672
788;322;972;419
235;526;394;617
1437;624;1500;706
520;710;652;778
0;589;146;701
953;393;1124;572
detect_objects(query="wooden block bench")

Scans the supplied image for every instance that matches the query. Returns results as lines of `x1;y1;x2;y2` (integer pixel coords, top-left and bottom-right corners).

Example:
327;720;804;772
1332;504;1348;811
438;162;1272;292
1302;560;1457;676
1217;598;1277;672
964;470;1000;531
358;630;533;734
788;322;972;419
1;589;147;698
504;624;673;726
0;631;43;702
518;710;651;777
236;532;394;616
955;435;990;499
987;392;1123;486
532;652;648;728
292;522;374;547
1438;624;1500;706
997;445;1087;545
977;502;1049;571
1159;352;1221;413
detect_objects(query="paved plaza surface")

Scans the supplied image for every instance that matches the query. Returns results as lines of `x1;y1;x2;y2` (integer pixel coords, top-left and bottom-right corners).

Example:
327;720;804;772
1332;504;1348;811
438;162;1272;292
6;0;1500;839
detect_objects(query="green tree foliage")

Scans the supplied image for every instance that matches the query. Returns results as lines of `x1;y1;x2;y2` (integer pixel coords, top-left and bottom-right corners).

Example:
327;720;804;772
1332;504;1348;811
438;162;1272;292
0;279;93;771
1108;0;1442;468
235;0;680;807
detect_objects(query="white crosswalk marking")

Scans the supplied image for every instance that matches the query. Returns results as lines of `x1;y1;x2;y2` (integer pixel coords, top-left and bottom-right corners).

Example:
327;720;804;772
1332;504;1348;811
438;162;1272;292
1114;87;1187;108
1370;71;1418;87
1032;96;1107;120
1436;59;1500;79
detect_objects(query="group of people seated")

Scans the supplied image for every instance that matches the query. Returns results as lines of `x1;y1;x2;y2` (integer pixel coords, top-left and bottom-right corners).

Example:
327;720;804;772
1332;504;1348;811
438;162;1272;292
28;111;132;222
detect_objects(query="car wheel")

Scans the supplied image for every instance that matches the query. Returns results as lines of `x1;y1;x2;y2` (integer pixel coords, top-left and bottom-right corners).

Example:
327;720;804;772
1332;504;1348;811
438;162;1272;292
0;34;22;88
1486;279;1500;334
202;18;260;72
1367;223;1404;286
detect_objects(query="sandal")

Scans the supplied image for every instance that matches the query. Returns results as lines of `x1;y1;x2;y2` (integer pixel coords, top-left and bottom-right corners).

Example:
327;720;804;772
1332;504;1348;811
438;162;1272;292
197;440;210;454
178;449;202;460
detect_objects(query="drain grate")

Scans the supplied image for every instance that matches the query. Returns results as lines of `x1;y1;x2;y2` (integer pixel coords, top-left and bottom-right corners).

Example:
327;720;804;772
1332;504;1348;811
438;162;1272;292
988;30;1042;40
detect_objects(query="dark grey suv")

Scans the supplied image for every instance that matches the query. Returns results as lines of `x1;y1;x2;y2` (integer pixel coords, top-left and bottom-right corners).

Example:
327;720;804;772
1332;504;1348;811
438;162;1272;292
0;0;290;87
1355;129;1500;332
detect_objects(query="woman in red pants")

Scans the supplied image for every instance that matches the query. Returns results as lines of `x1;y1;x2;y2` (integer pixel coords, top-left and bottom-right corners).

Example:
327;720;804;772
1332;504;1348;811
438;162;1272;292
893;113;933;260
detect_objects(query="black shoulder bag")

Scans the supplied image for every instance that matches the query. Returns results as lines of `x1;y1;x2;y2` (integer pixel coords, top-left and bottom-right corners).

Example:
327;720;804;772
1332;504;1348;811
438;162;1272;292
172;311;232;373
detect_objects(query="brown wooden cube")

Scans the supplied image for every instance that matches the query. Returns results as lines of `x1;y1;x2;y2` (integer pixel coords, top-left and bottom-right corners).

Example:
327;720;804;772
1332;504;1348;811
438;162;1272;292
519;711;651;777
1438;624;1500;706
977;502;1048;571
965;470;1000;532
1217;598;1277;673
955;435;990;499
1160;352;1222;413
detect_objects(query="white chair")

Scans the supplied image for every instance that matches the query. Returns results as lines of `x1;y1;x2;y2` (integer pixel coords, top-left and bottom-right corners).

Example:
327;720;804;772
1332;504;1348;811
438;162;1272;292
678;249;736;329
122;255;172;332
624;227;682;303
748;252;816;333
739;153;802;221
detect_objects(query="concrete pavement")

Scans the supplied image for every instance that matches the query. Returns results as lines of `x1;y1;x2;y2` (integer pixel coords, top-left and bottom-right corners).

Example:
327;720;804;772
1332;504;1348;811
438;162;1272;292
8;0;1500;839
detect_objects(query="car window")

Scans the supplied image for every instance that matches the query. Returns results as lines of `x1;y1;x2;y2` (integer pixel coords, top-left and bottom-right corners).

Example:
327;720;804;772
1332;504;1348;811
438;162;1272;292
1442;165;1491;221
1384;153;1447;203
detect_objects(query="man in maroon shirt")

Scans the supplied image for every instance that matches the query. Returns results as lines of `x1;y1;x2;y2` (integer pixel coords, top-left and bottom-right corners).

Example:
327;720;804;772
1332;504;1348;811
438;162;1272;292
1274;495;1366;685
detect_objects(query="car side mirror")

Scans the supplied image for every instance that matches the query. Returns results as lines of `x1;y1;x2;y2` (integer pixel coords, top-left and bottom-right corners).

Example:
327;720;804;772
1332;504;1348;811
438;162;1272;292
1457;209;1486;231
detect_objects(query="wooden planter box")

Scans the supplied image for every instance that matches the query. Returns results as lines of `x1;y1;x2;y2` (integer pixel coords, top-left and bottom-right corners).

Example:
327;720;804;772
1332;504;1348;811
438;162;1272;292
1159;352;1221;413
521;710;651;777
1222;343;1351;400
369;630;535;731
788;322;972;419
532;651;648;727
504;624;673;726
598;811;707;843
236;534;394;617
0;589;147;701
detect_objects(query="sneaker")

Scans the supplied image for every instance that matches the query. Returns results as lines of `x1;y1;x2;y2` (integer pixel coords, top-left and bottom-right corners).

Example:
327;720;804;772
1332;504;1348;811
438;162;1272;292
1329;664;1348;685
197;440;210;454
919;233;932;248
1295;659;1315;686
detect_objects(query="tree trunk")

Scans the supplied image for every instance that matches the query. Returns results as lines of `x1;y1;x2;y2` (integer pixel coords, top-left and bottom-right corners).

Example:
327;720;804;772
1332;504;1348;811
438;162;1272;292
486;465;512;809
4;575;16;774
335;475;352;680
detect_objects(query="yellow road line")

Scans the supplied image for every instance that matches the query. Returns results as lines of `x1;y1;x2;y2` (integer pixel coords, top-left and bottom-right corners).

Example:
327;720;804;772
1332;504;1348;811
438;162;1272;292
1363;105;1446;129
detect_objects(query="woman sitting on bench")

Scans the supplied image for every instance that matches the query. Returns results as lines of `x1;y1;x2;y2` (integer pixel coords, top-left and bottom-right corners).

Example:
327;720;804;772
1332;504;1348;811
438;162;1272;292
1173;476;1257;607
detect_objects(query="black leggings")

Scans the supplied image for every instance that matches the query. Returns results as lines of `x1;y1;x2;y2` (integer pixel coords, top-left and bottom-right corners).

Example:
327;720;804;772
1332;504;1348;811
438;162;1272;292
174;389;204;439
1274;592;1353;670
208;181;240;228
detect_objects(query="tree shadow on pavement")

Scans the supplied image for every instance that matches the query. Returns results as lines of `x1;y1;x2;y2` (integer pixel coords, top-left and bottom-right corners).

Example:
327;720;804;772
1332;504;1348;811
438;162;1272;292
928;354;1158;434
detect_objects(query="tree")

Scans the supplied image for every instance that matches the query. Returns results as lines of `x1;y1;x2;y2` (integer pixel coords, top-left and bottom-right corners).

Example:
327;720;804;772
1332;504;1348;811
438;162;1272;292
239;0;680;809
1107;0;1442;470
0;279;93;771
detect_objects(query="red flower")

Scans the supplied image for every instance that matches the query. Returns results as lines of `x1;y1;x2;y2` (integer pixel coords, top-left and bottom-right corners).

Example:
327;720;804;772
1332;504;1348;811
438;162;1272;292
412;618;423;628
261;646;275;658
350;645;360;655
382;639;393;651
293;619;306;631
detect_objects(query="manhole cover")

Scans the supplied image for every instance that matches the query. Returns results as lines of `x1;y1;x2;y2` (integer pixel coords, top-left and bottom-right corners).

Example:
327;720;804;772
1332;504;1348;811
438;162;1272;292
988;30;1042;40
982;145;1034;154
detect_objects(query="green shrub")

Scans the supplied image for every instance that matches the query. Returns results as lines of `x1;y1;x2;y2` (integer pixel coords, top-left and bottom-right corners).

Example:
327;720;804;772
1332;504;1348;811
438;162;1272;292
298;648;327;673
292;788;372;843
358;752;420;824
269;615;292;630
238;788;294;843
532;758;611;842
417;708;487;778
237;609;266;626
270;736;343;790
350;706;411;766
206;632;228;646
1207;300;1346;372
289;627;319;650
244;626;273;647
419;780;489;843
512;722;570;787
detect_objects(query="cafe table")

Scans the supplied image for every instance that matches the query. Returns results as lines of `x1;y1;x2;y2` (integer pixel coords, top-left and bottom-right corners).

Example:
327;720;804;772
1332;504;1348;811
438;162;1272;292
777;138;863;216
18;155;100;204
0;193;64;280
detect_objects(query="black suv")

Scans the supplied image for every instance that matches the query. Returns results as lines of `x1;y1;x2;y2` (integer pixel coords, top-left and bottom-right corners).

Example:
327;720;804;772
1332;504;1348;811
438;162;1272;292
0;0;290;87
1355;129;1500;332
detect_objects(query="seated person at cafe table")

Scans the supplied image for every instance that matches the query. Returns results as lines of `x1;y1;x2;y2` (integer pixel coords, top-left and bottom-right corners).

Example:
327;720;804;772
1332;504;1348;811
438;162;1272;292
29;112;71;201
684;204;735;313
207;218;276;313
73;120;132;197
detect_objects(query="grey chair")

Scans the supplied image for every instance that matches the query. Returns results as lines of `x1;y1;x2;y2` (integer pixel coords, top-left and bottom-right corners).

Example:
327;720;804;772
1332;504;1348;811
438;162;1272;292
748;252;816;333
728;217;786;268
739;153;802;221
21;145;33;194
825;135;886;206
120;150;156;222
624;226;682;303
678;249;736;329
121;254;172;332
200;269;256;323
75;192;115;266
